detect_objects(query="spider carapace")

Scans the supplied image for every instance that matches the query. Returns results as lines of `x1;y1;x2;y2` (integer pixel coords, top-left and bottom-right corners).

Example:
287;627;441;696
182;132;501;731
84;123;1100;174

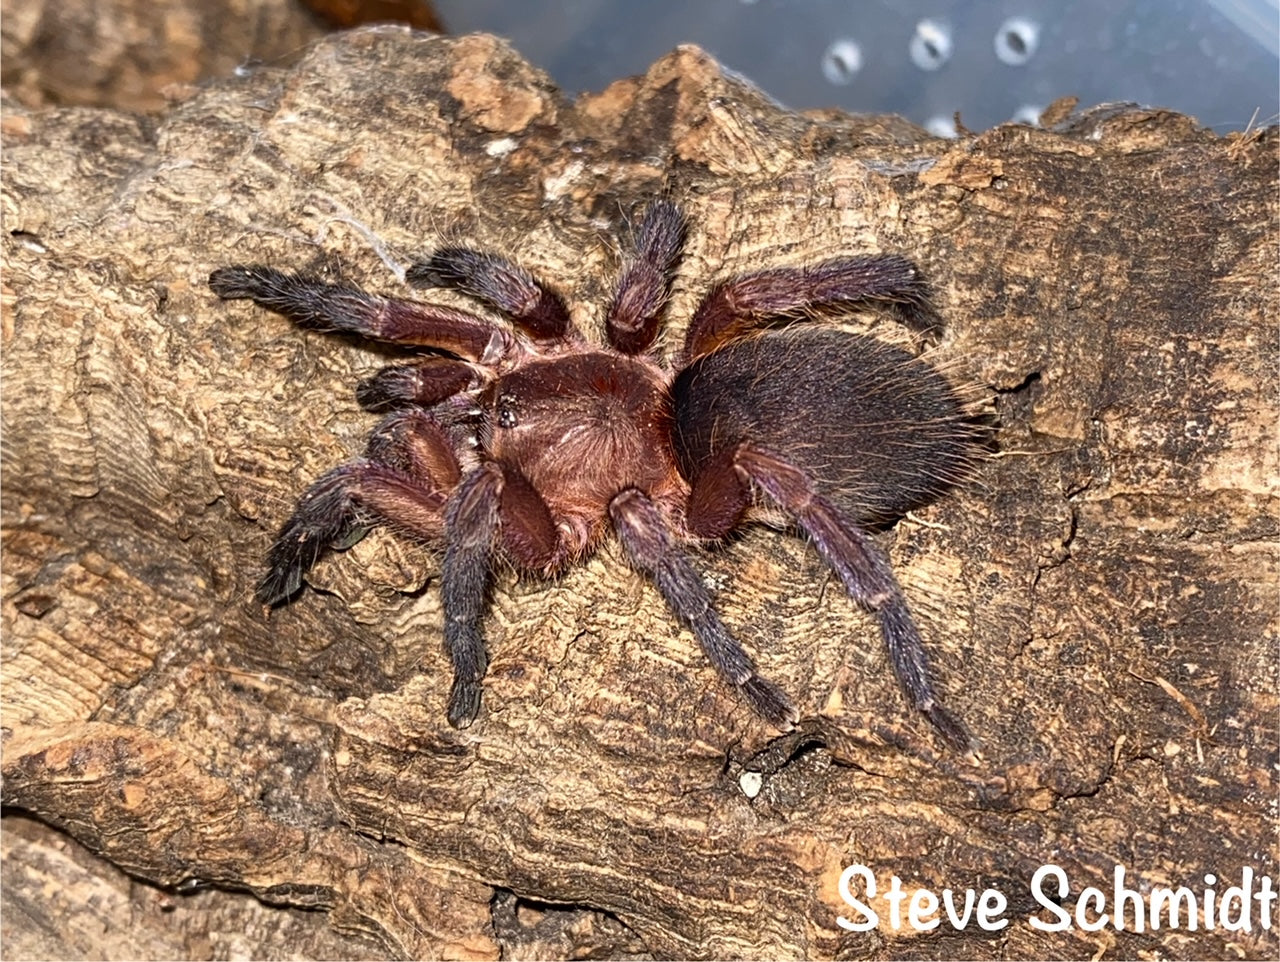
210;200;984;749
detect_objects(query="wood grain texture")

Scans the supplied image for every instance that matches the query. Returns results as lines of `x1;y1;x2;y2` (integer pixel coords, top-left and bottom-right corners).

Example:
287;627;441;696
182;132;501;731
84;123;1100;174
0;0;331;112
2;27;1276;960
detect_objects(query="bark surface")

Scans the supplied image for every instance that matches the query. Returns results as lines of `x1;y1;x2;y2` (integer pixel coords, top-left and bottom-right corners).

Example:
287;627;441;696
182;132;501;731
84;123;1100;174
2;28;1276;961
0;0;330;112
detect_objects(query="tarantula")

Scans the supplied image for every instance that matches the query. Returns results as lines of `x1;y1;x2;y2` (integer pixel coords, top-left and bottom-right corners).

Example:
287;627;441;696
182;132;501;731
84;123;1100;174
209;200;983;748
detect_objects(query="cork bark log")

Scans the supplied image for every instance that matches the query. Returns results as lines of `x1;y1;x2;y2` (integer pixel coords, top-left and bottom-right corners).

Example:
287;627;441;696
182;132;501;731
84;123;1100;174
2;28;1276;961
0;0;331;112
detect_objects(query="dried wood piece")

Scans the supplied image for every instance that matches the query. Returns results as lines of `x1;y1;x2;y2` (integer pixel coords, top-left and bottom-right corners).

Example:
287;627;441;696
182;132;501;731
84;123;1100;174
2;28;1275;961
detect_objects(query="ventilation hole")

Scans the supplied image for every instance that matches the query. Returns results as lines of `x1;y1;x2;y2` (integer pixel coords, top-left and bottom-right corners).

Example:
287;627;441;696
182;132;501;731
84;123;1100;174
821;38;863;85
910;19;953;71
995;17;1040;65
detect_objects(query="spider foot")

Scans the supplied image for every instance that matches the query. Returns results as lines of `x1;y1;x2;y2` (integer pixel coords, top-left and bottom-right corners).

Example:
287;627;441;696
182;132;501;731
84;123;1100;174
257;560;307;609
447;675;483;728
257;465;363;605
920;699;974;753
209;264;279;300
445;626;488;729
741;674;800;729
441;464;503;728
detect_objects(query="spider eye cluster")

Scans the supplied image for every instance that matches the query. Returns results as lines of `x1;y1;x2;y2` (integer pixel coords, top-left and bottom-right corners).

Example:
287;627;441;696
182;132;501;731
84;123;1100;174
496;395;519;428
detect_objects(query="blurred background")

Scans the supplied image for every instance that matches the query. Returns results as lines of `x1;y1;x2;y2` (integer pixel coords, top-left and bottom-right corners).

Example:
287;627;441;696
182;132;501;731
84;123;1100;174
2;0;1276;131
434;0;1279;133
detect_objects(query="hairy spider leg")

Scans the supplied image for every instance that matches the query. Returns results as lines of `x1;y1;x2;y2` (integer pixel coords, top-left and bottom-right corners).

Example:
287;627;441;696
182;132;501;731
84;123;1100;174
494;467;561;571
724;445;971;750
363;409;464;489
438;458;567;727
610;488;800;728
604;199;688;355
209;266;509;363
683;444;752;540
408;247;577;342
440;462;503;727
354;357;478;411
257;410;461;606
683;254;941;360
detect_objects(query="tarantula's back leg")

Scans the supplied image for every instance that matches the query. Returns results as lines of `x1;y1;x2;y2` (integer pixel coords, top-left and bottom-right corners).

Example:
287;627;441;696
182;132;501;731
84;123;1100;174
604;200;688;355
733;446;971;750
674;444;972;746
209;267;507;362
680;444;752;541
257;410;460;605
610;488;798;728
671;328;982;747
684;253;940;360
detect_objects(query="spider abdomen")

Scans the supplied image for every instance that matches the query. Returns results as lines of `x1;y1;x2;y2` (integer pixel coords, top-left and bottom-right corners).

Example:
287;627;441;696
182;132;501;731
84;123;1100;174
670;329;980;525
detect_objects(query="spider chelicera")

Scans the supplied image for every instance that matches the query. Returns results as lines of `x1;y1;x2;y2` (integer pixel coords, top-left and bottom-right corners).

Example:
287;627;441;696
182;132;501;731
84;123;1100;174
209;199;983;748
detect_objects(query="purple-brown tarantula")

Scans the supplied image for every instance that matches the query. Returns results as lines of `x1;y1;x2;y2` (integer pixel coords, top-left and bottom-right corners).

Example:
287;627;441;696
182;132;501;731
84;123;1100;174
210;200;984;748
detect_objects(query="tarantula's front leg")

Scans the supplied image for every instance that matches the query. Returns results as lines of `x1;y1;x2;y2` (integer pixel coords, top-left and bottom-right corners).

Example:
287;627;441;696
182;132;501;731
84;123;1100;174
408;248;577;342
354;357;478;412
440;462;503;727
257;410;460;604
209;266;509;363
684;254;940;360
610;488;799;728
604;199;688;355
722;445;972;750
439;461;565;727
